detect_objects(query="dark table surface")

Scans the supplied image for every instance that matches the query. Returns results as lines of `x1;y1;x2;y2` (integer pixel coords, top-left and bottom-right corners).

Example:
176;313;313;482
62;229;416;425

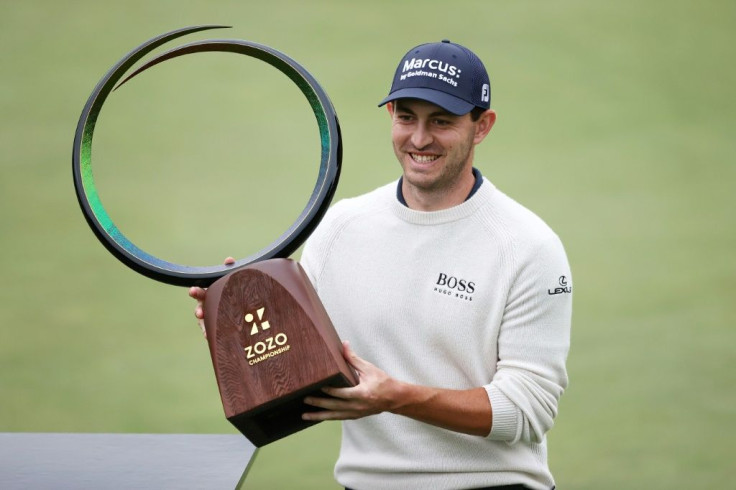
0;432;257;490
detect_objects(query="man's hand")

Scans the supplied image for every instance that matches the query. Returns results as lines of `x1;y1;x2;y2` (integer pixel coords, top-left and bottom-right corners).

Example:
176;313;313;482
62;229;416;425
188;286;208;338
188;256;235;338
302;341;493;436
302;341;402;420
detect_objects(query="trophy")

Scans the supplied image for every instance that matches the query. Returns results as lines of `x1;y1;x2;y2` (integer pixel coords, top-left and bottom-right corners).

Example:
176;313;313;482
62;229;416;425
72;26;357;447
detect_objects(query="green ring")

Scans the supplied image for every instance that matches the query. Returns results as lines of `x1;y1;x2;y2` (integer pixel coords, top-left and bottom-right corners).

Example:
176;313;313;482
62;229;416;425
72;26;342;287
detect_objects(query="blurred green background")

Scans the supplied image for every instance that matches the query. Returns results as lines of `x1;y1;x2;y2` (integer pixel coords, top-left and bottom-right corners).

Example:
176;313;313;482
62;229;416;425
1;1;734;488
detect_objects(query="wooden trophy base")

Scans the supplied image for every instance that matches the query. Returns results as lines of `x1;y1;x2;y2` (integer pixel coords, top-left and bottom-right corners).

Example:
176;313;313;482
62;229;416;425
203;259;357;447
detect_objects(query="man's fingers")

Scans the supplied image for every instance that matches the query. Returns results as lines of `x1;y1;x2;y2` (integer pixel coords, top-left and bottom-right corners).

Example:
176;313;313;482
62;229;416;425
224;256;235;265
197;318;207;339
304;395;359;412
317;386;347;401
189;287;208;336
303;395;333;408
189;287;206;300
302;395;365;421
302;409;357;422
342;340;370;373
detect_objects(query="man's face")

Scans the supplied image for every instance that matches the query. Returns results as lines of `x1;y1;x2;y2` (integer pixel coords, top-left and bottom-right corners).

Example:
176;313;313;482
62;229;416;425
388;99;493;197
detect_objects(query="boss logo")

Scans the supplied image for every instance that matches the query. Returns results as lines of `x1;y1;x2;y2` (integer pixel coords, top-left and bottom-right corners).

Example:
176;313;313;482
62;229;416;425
436;272;475;293
434;272;476;301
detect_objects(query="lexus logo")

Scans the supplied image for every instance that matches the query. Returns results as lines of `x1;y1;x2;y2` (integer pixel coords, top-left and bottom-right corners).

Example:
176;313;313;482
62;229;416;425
548;275;572;296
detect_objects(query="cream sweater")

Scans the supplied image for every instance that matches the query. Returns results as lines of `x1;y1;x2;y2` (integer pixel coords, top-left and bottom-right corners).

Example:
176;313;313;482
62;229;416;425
300;178;572;490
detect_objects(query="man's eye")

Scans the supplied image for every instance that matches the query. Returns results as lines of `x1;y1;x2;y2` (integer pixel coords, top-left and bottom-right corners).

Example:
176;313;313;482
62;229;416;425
434;119;450;126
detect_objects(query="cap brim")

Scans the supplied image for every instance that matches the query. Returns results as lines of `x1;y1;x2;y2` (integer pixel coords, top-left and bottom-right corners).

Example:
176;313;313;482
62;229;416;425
378;88;474;116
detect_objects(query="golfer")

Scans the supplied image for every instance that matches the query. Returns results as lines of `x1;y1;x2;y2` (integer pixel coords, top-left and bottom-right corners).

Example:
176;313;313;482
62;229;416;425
192;39;572;490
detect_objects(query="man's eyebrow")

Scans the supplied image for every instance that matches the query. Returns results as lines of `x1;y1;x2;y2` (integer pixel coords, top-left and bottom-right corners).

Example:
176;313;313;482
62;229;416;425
429;110;454;118
394;103;415;114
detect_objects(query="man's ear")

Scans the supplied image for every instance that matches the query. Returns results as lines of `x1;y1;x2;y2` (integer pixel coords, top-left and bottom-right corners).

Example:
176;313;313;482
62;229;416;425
473;109;497;145
386;101;394;117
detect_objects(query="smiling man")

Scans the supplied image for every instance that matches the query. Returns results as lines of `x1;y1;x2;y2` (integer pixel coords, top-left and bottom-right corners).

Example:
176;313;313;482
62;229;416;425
389;98;495;210
191;40;572;490
298;40;573;490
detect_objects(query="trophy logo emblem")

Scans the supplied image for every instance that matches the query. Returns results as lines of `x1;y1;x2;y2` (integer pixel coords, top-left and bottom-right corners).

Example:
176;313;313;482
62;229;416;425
245;307;270;335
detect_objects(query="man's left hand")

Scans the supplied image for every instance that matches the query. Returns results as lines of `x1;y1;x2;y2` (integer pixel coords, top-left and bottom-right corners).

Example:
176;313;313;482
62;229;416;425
302;341;402;421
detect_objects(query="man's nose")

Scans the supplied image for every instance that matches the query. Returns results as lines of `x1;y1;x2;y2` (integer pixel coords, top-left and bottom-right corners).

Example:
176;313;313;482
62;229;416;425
410;124;433;149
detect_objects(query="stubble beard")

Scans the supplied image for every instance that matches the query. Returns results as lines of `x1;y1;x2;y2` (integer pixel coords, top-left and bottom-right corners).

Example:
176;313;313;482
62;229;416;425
397;134;475;195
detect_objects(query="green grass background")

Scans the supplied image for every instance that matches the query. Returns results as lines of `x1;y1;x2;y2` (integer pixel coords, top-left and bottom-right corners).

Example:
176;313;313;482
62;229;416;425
1;1;734;488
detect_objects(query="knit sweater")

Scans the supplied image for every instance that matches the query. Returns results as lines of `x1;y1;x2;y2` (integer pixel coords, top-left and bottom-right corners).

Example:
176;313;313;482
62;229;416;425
300;178;572;490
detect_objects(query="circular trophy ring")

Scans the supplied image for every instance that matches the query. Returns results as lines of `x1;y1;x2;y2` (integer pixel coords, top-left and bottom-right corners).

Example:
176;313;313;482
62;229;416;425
72;26;342;287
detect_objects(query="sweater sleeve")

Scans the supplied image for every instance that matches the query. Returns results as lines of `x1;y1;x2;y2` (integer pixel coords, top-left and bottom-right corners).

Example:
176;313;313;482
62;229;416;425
485;233;572;444
300;225;327;292
299;200;348;291
299;235;321;291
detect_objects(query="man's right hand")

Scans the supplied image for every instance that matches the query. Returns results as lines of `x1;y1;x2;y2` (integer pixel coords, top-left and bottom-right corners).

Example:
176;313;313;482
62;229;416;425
188;286;208;338
188;256;235;338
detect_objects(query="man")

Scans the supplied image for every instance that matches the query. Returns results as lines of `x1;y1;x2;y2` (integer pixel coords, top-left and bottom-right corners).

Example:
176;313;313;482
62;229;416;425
192;40;572;490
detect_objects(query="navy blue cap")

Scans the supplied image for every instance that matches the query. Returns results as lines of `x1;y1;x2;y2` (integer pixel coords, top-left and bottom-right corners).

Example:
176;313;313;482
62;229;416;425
378;39;491;115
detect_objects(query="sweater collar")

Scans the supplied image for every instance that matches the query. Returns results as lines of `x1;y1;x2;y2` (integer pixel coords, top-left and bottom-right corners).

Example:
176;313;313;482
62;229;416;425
396;167;484;207
390;175;495;225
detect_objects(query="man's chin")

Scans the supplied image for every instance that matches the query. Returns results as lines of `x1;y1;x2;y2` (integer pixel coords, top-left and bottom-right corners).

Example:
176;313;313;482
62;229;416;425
403;172;441;192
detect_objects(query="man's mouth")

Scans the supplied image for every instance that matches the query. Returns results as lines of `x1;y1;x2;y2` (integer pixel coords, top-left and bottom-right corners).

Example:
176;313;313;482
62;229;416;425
410;153;440;163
